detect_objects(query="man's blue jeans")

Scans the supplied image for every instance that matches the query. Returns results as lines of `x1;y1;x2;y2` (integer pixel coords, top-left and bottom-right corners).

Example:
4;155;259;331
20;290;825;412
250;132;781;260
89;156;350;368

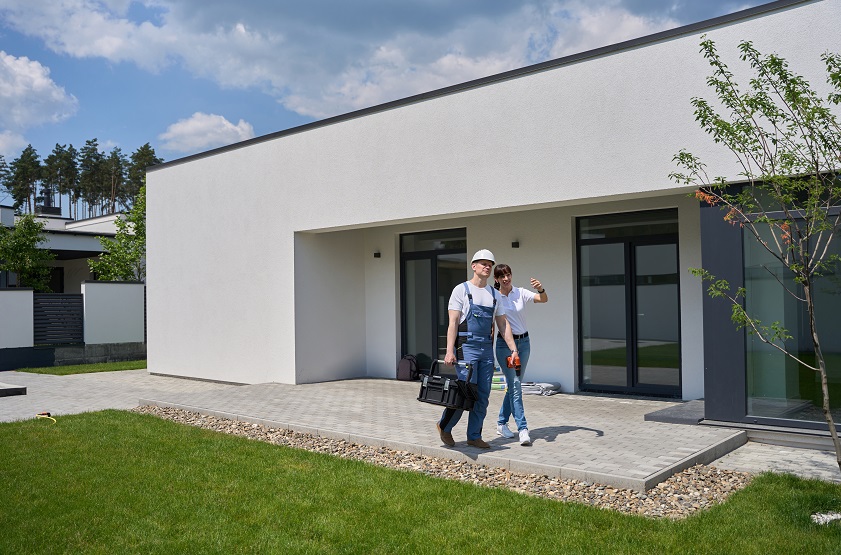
496;335;531;431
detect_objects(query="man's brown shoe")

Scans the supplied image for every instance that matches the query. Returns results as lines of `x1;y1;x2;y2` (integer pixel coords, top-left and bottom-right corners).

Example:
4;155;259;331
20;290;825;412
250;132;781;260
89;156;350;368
466;438;491;449
437;422;455;446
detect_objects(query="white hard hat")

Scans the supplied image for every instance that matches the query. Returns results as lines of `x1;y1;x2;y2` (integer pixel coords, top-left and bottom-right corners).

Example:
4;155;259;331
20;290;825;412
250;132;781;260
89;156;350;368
471;249;495;264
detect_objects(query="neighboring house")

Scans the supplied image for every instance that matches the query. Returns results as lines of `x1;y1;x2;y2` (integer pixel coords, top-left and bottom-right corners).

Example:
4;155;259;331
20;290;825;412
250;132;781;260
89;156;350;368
0;204;118;293
0;205;146;370
146;0;840;432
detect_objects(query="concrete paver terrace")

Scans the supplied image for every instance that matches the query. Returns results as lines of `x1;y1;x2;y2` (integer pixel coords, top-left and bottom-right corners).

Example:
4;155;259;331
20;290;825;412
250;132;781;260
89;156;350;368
1;370;838;489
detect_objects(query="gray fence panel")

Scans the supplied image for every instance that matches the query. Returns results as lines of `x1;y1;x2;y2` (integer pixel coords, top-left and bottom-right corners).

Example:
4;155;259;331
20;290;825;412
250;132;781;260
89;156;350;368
33;293;84;345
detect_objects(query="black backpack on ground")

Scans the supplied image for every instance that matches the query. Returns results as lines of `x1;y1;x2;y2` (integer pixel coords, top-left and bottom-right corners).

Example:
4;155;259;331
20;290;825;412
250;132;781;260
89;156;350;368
396;355;420;381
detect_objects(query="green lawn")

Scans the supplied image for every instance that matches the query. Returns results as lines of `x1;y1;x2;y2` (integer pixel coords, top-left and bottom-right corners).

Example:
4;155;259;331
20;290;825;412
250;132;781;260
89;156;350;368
1;411;839;554
14;359;147;375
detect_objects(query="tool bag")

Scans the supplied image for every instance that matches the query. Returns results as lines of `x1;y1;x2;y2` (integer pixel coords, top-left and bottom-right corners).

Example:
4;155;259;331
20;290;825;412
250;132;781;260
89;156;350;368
417;360;478;411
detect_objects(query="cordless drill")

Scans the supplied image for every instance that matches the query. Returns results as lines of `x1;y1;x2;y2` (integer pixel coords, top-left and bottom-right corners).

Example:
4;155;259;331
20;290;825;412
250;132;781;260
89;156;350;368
507;354;521;377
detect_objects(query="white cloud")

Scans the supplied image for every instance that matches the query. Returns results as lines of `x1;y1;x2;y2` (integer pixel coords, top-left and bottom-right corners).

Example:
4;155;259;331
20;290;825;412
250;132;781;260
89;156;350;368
0;50;78;131
0;1;688;120
0;1;174;71
0;130;27;158
285;2;680;117
158;112;255;153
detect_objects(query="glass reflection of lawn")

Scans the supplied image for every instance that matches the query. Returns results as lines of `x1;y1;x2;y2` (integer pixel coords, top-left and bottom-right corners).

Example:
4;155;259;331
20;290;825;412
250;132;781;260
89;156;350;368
585;343;680;369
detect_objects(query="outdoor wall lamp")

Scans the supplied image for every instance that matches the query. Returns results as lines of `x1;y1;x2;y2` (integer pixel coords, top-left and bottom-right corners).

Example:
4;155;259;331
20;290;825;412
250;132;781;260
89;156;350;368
511;241;520;248
373;251;381;258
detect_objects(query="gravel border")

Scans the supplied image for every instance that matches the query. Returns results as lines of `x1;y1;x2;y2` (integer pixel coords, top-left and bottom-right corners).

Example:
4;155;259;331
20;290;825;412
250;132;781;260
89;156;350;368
133;405;753;520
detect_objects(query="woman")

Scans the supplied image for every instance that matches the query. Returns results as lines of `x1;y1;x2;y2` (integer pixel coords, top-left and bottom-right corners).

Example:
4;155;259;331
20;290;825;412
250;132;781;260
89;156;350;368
493;263;548;446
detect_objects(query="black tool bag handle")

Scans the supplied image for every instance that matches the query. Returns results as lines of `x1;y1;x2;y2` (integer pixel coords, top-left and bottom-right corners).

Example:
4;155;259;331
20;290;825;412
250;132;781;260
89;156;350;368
430;360;472;379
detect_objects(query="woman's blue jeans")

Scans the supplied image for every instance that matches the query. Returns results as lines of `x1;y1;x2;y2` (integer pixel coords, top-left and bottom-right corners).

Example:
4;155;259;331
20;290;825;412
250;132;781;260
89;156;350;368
496;335;530;431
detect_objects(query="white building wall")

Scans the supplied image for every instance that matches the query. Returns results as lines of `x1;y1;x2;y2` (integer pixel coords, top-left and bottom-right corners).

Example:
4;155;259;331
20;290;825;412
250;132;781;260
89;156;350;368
146;0;838;388
359;192;703;398
0;289;34;349
294;230;367;383
64;214;120;234
0;205;14;227
82;282;145;344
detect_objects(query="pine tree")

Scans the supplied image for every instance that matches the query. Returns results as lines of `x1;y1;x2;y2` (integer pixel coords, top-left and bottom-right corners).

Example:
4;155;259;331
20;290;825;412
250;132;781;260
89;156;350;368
125;143;163;210
8;145;42;213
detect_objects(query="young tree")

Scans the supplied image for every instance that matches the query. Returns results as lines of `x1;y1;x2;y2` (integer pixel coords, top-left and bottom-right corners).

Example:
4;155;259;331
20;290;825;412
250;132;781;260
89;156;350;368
0;214;55;291
671;38;841;472
89;185;146;281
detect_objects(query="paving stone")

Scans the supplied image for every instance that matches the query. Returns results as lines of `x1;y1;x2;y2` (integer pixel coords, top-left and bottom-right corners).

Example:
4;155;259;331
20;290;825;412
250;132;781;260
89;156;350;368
0;370;838;488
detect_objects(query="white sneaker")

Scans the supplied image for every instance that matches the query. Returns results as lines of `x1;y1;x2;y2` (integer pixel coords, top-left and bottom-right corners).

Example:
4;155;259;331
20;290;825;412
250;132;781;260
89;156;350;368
496;424;515;438
519;429;531;446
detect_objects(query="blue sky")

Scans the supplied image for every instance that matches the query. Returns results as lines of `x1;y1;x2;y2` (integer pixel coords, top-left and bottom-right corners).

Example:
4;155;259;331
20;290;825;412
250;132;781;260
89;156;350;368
0;0;762;178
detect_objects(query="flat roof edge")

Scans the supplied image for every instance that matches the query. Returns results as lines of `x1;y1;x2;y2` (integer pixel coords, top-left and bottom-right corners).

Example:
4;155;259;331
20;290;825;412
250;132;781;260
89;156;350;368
148;0;811;173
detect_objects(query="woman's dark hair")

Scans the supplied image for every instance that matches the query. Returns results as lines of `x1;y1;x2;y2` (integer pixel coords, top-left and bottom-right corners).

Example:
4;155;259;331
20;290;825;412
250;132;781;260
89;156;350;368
493;264;512;289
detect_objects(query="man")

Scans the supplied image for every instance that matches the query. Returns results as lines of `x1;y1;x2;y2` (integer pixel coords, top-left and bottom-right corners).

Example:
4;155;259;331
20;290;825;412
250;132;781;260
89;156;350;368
436;249;518;448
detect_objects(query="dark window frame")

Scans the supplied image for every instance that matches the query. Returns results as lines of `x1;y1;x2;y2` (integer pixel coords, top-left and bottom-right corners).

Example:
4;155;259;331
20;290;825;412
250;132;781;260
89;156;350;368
576;209;682;397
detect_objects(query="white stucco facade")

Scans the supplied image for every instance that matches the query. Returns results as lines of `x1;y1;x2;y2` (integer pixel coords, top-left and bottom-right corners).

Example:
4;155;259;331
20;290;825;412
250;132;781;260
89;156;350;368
146;0;840;398
82;282;146;345
0;289;33;349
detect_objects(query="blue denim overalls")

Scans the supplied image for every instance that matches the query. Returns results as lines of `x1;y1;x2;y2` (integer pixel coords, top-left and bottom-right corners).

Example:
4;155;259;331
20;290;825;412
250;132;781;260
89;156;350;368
439;282;497;441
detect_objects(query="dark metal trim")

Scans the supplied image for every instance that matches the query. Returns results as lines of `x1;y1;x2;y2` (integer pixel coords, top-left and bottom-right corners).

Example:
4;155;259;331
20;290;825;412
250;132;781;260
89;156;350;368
33;293;84;345
82;280;145;285
700;202;747;421
42;228;116;238
148;0;811;173
738;415;832;431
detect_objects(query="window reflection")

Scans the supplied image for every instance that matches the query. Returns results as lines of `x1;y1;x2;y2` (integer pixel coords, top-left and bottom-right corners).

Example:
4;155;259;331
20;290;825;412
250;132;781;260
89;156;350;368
581;243;627;387
745;226;841;422
635;244;680;387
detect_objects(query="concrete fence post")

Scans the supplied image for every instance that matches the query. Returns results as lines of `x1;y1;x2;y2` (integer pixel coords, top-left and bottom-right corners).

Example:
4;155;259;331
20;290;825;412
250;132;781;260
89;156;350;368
0;288;34;349
81;281;145;345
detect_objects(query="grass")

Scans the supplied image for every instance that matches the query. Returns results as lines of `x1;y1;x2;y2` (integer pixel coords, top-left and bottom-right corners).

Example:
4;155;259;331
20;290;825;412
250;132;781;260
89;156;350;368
1;411;840;554
14;359;147;375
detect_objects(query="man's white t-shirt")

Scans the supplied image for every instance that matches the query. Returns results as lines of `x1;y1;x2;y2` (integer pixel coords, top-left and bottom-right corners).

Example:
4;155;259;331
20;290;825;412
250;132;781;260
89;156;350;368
497;287;535;335
448;282;506;323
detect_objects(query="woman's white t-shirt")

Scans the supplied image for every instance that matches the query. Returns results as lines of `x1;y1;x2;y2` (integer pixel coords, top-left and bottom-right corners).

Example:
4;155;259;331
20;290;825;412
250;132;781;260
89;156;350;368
497;287;535;335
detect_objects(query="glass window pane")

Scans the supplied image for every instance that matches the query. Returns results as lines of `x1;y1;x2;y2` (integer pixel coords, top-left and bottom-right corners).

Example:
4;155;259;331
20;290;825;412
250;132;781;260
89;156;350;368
404;259;433;367
401;229;467;253
579;210;678;240
580;243;627;387
635;244;680;387
745;226;841;422
436;253;468;363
